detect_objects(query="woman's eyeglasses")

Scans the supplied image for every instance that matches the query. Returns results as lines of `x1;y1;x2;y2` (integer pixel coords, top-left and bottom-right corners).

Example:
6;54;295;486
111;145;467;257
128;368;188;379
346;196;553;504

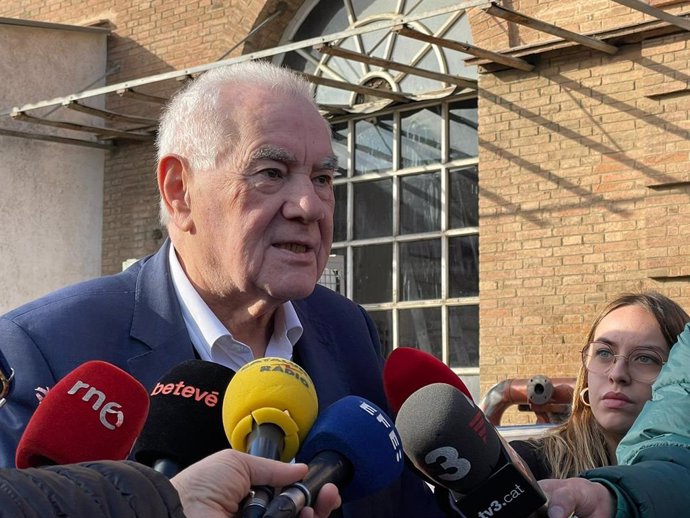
581;342;666;383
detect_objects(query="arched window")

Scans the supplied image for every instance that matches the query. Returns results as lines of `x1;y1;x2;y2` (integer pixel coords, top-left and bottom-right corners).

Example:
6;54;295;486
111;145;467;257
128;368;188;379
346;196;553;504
280;0;479;392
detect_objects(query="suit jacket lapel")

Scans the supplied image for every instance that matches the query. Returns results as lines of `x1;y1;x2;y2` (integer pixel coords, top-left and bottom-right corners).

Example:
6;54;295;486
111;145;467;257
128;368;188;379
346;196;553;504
127;240;196;389
293;301;350;412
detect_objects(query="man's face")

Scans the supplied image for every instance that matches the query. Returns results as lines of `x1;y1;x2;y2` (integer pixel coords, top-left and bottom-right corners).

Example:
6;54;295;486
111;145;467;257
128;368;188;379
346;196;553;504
182;86;336;306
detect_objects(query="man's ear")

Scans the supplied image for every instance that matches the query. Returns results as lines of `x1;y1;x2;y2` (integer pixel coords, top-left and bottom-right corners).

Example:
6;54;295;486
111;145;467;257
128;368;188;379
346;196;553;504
157;154;194;232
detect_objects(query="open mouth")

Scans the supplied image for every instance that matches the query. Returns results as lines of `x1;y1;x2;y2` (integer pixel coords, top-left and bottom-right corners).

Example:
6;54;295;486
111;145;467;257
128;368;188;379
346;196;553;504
276;243;308;254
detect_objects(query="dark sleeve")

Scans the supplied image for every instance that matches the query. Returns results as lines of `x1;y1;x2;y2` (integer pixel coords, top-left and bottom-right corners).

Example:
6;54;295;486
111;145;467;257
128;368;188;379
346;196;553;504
581;445;690;518
0;460;186;518
509;439;552;480
0;318;57;468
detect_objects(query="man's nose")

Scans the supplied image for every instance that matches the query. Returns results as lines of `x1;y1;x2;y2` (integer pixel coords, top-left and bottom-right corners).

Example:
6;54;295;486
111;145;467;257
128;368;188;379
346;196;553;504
282;178;327;222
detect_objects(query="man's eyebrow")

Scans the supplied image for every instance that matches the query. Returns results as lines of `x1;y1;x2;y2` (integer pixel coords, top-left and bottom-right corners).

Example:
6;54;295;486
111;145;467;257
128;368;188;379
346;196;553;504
319;154;339;171
250;147;339;172
250;146;297;164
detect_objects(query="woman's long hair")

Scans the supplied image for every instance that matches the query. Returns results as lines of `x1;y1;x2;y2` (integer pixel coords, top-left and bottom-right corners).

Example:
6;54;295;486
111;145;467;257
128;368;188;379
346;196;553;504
538;291;689;478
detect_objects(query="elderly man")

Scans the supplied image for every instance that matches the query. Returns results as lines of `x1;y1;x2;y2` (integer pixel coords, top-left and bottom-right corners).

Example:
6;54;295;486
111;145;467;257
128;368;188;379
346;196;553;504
0;61;442;517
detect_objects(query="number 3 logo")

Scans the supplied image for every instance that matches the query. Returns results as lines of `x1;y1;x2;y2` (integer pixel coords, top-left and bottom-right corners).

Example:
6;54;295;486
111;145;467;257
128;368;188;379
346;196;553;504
424;446;471;481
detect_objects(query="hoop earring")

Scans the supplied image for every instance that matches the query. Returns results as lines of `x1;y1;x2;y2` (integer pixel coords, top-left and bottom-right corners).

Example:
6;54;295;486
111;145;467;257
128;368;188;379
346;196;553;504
579;388;591;407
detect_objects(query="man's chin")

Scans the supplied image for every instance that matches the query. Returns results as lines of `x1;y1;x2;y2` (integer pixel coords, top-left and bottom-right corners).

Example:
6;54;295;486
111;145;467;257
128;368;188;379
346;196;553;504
266;279;318;302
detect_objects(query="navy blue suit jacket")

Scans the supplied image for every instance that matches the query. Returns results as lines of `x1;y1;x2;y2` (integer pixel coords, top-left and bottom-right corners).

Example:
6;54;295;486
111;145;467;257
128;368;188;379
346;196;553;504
0;241;443;518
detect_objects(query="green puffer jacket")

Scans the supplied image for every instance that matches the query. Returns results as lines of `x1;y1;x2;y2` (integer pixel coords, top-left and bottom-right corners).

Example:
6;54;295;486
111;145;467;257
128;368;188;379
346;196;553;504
580;322;690;518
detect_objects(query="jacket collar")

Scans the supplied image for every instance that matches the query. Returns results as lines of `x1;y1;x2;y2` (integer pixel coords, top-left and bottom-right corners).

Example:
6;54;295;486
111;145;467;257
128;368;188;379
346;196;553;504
127;239;196;389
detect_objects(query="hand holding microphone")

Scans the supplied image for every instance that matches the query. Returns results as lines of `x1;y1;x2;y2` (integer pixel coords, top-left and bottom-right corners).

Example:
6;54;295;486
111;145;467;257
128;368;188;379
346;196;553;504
15;360;149;468
264;395;405;518
170;449;340;518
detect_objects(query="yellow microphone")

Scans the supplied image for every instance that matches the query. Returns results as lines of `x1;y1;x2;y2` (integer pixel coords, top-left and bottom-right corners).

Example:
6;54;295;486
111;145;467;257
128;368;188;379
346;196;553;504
223;357;318;518
222;357;318;462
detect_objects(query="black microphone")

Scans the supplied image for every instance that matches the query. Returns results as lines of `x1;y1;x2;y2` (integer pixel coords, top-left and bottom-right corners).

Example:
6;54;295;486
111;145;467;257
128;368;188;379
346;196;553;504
131;360;235;477
264;395;405;518
396;383;548;518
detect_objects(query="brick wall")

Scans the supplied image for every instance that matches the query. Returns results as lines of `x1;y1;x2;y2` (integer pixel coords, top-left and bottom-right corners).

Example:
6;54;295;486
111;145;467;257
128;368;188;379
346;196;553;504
470;1;690;422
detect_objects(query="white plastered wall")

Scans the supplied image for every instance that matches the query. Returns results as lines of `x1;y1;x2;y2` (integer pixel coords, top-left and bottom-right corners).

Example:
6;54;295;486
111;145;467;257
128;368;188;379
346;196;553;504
0;22;107;313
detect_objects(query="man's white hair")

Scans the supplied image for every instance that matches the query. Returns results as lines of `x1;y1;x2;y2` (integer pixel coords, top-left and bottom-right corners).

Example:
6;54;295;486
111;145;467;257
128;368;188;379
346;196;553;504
156;61;321;226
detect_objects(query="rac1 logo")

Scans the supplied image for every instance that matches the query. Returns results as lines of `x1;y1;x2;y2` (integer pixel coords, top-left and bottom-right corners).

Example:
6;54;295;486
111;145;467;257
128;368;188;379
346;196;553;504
259;364;311;388
66;380;124;430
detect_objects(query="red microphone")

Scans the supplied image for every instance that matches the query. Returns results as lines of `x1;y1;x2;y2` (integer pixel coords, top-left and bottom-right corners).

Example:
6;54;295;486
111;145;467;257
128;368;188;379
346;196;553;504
15;360;149;468
383;347;473;415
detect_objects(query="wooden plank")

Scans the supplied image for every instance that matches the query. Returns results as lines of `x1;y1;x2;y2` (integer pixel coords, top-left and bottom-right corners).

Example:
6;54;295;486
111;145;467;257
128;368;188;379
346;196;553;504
315;44;477;89
485;2;619;55
611;0;690;31
0;127;115;149
393;24;534;72
64;101;158;125
116;88;169;105
300;72;411;102
11;112;154;141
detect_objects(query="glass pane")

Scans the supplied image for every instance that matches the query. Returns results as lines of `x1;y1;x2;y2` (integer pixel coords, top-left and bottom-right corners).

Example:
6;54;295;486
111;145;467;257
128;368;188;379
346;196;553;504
359;29;391;58
320;248;346;295
282;3;348;80
398;307;442;359
332;123;349;177
449;305;479;368
353;178;392;239
401;172;441;235
449;100;478;160
449;235;479;297
398;50;446;93
354;115;393;175
333;184;347;243
400;106;442;168
352;0;399;19
399;239;441;301
353;243;392;304
427;13;477;80
449;166;478;228
368;309;393;359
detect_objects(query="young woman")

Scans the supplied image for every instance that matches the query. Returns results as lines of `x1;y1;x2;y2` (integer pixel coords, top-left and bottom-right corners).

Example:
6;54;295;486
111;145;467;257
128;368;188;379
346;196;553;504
511;291;690;479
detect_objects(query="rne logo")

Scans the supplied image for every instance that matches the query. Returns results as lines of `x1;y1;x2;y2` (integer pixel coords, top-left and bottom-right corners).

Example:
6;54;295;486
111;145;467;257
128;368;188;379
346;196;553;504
66;380;124;430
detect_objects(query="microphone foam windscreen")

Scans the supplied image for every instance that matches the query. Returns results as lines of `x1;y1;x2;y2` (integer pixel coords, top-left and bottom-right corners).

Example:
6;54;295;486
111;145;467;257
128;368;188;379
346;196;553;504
223;357;318;462
296;395;404;502
383;347;473;414
395;383;502;493
16;360;149;468
132;360;234;469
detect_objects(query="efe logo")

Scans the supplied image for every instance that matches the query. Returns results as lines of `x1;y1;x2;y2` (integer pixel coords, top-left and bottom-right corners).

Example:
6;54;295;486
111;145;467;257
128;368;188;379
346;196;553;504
66;380;124;430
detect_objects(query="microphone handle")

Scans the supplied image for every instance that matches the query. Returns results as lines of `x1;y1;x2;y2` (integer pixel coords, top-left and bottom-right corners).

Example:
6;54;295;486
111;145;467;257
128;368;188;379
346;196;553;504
241;485;275;518
153;458;181;478
241;423;286;518
264;450;353;518
247;423;285;460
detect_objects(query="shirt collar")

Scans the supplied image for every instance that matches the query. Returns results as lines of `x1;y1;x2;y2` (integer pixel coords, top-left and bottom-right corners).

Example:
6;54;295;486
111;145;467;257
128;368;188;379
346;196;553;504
167;245;302;369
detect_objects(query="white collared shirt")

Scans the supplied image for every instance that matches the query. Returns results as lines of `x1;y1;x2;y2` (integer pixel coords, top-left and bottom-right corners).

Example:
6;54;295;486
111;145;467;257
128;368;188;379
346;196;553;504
168;245;303;372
